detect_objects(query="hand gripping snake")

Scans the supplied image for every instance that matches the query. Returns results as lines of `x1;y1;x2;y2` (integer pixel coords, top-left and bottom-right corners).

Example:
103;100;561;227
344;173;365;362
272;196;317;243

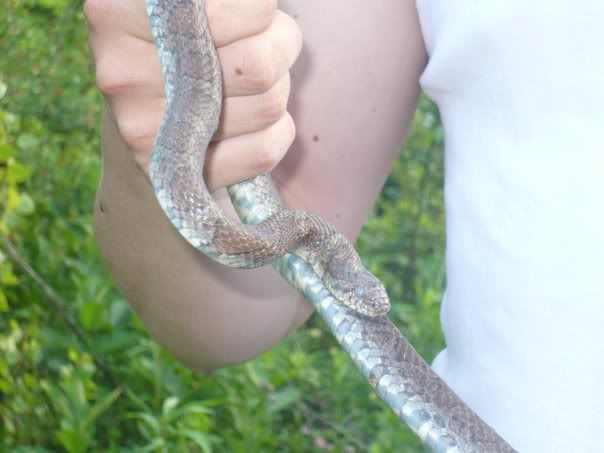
145;1;516;451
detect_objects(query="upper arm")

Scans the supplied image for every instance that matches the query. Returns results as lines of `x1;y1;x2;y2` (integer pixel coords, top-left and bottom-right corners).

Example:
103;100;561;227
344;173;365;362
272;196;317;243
274;0;428;241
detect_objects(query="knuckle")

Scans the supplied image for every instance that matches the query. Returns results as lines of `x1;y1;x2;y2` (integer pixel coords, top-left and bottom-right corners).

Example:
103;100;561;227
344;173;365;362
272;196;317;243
93;40;158;97
239;45;276;92
254;138;282;174
282;112;296;142
94;60;125;96
260;0;278;22
258;77;289;123
94;55;145;98
83;0;111;29
259;94;286;124
254;115;294;174
205;0;225;31
281;12;303;52
291;20;303;54
115;114;156;153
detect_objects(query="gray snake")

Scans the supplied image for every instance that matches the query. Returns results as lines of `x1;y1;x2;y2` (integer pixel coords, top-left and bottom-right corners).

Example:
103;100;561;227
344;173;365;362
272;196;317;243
146;0;516;450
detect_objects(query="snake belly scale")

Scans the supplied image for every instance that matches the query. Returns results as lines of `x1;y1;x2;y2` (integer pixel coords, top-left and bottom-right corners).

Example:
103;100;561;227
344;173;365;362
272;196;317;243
146;0;516;451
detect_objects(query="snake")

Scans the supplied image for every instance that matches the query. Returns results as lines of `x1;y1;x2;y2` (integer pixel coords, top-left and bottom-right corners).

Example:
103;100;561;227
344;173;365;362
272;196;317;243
145;0;516;451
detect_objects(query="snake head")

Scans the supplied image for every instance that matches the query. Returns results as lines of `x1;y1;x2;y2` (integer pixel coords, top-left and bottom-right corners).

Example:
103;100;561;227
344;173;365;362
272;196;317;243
329;270;390;317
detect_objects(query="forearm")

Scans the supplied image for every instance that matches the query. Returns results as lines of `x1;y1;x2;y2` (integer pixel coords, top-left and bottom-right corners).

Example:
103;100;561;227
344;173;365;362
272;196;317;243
95;108;311;371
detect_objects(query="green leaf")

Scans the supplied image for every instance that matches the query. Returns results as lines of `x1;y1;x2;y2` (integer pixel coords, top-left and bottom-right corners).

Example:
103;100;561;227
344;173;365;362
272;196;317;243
7;186;20;212
81;388;122;428
0;291;8;312
7;161;32;184
170;401;213;420
62;375;87;416
125;386;152;413
266;386;302;414
137;438;166;453
89;331;138;354
110;298;131;326
16;133;40;151
0;143;15;160
178;429;214;453
56;429;89;453
15;192;35;216
79;301;105;331
161;396;180;417
0;80;7;100
128;413;162;440
1;264;19;286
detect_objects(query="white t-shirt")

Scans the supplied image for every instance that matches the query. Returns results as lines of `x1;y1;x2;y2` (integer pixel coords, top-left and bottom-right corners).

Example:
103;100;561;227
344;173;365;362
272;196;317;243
416;1;604;451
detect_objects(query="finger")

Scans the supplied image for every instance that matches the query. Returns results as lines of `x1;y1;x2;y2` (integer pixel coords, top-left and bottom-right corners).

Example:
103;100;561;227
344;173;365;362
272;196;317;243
108;73;291;163
108;94;165;159
90;32;164;98
204;112;296;191
85;0;276;48
90;11;299;99
109;92;295;188
107;68;290;153
206;0;277;47
218;11;302;97
109;73;290;153
213;73;291;141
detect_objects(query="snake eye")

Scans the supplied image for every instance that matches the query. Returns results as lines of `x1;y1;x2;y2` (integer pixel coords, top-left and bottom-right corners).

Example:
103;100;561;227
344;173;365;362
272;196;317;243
353;288;366;299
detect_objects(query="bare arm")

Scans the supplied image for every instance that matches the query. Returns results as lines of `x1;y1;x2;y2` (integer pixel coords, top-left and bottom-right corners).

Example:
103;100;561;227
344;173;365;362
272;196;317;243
87;0;427;371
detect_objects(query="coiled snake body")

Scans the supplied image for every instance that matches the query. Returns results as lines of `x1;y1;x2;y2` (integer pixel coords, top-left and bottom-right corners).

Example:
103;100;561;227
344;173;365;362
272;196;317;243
146;0;516;451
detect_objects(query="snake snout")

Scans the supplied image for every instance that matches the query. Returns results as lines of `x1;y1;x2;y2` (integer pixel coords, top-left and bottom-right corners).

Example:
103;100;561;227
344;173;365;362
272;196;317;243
351;283;390;317
325;265;390;316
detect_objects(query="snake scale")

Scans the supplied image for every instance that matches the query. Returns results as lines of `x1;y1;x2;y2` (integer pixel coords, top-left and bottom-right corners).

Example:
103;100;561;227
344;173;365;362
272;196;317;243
146;0;516;451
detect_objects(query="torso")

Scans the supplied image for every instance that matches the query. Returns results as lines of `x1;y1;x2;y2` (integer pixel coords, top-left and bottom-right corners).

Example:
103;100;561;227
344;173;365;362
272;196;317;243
416;1;604;450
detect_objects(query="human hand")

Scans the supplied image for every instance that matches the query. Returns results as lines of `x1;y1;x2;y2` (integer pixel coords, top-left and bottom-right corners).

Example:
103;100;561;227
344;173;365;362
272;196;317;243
85;0;301;191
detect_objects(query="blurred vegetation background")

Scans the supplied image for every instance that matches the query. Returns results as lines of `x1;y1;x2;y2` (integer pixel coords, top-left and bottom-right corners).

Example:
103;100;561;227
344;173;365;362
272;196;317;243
0;1;446;451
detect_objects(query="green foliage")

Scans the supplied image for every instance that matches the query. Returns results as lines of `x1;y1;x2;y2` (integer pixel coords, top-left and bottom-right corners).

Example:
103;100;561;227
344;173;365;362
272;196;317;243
127;394;218;452
41;363;122;453
0;1;446;452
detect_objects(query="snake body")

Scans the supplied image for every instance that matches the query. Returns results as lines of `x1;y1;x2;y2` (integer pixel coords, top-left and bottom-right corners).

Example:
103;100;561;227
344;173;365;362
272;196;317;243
146;0;388;317
146;0;516;450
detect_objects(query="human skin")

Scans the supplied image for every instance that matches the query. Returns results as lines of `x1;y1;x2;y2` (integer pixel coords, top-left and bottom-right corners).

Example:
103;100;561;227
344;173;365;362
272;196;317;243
85;0;427;371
